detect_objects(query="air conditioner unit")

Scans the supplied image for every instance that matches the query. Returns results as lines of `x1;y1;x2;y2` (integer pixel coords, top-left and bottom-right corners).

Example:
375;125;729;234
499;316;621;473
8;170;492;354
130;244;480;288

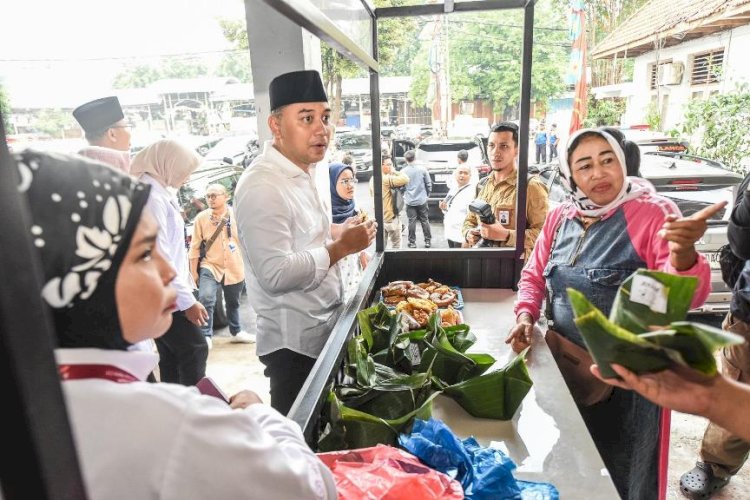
657;62;685;86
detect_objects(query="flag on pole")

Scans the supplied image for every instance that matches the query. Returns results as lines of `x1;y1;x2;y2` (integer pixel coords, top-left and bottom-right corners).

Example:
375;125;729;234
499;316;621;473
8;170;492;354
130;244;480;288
568;0;587;135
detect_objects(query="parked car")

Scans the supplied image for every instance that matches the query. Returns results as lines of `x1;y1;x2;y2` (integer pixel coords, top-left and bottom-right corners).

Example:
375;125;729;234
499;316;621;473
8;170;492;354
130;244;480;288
203;134;259;167
336;131;373;180
620;127;690;154
391;137;489;220
538;151;743;317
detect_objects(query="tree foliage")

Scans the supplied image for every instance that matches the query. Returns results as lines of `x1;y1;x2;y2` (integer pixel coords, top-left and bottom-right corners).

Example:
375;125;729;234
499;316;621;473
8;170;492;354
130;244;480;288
112;59;208;89
35;109;76;139
410;6;569;116
584;96;625;127
0;84;10;130
674;88;750;174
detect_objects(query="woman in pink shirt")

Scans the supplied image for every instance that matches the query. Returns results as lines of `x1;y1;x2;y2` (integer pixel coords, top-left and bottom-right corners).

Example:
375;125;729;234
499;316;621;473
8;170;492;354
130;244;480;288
507;128;721;500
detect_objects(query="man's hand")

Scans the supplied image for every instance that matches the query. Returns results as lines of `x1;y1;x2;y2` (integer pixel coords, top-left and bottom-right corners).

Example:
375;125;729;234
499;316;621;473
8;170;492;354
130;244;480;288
439;200;447;211
185;302;209;327
358;251;370;269
660;201;727;270
505;313;534;353
465;228;480;247
591;363;715;416
229;390;264;409
479;221;510;242
327;219;377;266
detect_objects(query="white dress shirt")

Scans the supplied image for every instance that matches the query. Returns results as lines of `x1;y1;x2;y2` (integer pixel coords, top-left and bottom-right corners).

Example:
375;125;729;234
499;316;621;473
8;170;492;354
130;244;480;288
54;348;336;500
234;141;343;358
140;174;196;311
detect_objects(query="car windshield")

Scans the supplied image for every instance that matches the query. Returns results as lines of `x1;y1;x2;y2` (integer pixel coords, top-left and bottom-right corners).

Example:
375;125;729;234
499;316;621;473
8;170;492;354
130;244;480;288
204;136;254;161
338;135;371;149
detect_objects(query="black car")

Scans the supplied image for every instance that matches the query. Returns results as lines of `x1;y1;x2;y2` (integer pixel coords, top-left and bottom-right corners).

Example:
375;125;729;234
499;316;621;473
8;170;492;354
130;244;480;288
337;132;373;180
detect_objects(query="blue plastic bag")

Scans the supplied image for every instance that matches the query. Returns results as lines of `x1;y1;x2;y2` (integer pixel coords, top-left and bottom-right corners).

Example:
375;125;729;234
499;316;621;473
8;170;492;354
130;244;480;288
399;418;559;500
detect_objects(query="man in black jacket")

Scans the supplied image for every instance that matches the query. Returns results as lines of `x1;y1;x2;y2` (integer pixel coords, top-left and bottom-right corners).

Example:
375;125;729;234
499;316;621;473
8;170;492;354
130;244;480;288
680;172;750;499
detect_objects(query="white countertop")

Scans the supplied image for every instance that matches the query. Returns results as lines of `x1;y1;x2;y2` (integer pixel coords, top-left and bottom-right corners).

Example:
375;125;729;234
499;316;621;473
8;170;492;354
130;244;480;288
431;288;619;498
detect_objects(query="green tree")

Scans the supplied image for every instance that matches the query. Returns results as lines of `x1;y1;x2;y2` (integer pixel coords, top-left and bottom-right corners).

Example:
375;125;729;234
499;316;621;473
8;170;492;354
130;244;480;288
0;84;10;130
216;19;252;83
113;64;162;89
674;88;750;174
322;0;416;124
35;109;75;139
410;6;569;116
161;59;208;80
584;96;626;127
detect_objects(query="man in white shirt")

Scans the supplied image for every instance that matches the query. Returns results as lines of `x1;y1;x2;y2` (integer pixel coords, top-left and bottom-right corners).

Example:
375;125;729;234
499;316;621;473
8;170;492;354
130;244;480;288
440;161;475;248
234;70;376;415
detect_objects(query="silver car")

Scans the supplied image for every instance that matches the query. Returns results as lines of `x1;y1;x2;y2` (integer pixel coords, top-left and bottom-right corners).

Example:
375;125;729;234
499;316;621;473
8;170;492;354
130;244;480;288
538;151;743;317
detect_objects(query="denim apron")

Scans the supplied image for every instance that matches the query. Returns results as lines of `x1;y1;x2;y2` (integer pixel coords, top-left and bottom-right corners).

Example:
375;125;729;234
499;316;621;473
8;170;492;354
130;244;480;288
545;209;659;500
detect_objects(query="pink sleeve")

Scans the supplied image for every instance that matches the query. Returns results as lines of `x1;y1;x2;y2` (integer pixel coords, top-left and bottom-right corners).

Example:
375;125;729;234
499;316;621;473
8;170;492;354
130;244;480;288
514;205;567;322
624;196;711;309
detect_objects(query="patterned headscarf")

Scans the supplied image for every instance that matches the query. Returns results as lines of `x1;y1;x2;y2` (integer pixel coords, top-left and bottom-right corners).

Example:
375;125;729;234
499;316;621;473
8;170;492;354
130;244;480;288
129;139;202;189
329;162;356;223
558;127;653;218
16;150;151;349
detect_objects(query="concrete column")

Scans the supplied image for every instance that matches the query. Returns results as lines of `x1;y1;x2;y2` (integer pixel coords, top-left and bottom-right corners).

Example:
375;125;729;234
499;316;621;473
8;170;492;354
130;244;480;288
244;0;322;142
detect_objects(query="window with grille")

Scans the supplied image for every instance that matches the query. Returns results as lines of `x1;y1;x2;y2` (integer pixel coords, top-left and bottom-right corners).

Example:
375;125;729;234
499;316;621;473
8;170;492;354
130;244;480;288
691;49;724;86
649;61;671;90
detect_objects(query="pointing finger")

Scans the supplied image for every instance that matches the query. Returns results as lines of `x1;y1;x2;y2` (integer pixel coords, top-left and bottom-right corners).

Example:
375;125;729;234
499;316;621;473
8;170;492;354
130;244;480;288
689;201;727;221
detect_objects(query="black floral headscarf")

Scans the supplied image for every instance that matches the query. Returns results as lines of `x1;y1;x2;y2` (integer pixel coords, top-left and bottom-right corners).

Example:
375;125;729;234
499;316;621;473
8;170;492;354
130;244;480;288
16;150;151;349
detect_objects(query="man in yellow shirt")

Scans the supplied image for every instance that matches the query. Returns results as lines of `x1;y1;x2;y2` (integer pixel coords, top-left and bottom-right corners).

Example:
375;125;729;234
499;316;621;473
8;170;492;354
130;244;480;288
189;184;255;347
370;156;409;248
462;122;548;257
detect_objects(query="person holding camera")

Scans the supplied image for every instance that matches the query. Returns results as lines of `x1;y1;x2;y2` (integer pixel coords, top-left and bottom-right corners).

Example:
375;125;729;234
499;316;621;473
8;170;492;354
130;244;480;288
188;184;255;350
370;156;408;249
461;122;548;255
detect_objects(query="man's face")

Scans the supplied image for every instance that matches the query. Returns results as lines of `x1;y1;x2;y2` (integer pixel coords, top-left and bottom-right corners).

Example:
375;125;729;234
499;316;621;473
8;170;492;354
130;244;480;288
382;158;393;174
269;102;331;169
108;119;132;151
206;187;228;211
487;131;518;172
454;166;471;187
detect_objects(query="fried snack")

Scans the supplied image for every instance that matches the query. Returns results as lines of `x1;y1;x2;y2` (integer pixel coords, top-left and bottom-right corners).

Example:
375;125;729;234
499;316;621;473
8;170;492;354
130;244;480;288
407;297;438;312
431;289;457;308
439;307;460;327
396;297;438;327
417;278;442;293
384;295;405;305
405;286;430;299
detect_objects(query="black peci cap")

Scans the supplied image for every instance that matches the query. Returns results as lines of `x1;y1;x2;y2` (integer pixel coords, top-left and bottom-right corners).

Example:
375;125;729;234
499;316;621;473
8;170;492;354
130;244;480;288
72;96;124;133
269;70;328;111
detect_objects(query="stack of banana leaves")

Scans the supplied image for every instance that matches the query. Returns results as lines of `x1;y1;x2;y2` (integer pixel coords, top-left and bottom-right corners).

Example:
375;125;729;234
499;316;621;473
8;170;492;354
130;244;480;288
568;269;744;379
318;303;532;452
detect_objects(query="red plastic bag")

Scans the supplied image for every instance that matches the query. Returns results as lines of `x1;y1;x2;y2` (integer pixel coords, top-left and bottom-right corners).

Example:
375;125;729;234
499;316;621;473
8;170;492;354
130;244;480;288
317;444;463;500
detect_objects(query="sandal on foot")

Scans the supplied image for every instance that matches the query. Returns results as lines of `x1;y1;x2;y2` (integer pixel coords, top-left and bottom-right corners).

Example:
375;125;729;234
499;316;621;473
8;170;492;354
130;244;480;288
679;462;729;499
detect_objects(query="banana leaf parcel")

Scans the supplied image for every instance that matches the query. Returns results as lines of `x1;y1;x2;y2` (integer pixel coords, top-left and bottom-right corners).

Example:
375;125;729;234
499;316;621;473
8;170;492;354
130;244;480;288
320;302;534;450
568;270;743;379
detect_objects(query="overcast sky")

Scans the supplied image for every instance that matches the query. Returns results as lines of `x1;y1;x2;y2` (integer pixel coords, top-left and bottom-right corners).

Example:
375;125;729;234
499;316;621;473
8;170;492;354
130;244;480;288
0;0;246;103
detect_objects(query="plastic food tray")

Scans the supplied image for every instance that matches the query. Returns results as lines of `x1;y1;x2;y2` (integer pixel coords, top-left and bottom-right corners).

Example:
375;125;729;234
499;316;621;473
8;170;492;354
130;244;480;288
375;286;464;311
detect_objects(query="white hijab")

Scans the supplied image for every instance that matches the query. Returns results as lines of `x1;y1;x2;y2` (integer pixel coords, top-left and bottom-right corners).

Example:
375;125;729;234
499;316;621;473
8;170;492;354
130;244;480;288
129;139;202;189
558;127;654;218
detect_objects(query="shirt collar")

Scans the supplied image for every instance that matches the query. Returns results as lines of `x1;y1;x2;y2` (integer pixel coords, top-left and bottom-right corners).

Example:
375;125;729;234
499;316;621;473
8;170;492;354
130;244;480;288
262;140;313;179
55;348;159;381
140;173;176;201
489;168;518;186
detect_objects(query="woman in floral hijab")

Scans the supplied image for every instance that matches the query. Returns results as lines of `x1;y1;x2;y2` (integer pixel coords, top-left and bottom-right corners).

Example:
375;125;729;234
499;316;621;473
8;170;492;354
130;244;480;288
14;150;337;500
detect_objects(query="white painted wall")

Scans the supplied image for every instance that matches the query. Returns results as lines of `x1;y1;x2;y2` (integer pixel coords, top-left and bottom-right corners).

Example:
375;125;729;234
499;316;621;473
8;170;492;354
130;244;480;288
623;24;750;130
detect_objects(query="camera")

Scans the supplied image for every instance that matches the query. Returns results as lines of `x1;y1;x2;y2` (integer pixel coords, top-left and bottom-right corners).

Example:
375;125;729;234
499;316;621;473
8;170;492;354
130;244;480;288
468;200;501;247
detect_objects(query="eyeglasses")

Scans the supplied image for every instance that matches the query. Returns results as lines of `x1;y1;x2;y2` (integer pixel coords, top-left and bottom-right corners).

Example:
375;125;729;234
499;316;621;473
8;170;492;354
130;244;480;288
339;178;358;186
206;193;225;199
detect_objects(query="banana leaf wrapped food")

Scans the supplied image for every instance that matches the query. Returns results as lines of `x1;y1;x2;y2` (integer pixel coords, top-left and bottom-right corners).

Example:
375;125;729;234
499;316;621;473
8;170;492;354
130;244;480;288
568;270;743;379
319;303;534;451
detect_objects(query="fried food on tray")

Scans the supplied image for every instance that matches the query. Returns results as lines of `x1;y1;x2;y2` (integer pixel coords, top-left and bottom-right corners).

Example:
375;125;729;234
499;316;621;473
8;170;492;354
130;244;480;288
439;307;460;327
395;297;438;328
431;287;457;308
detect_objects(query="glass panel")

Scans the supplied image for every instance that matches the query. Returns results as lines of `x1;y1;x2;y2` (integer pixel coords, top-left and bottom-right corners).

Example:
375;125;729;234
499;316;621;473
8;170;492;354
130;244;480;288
310;0;373;57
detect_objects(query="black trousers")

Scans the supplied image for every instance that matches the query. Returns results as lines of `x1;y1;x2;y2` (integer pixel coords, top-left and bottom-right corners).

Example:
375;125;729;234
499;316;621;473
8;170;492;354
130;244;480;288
259;348;317;416
155;310;209;386
406;203;431;244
